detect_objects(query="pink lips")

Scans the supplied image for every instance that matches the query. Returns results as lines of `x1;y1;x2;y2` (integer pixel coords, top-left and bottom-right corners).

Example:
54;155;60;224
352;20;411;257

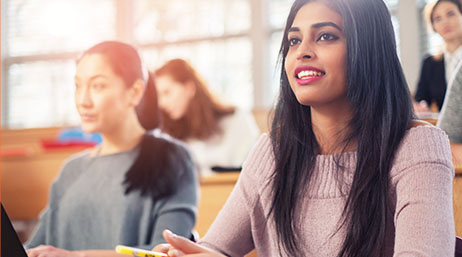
80;114;96;121
294;65;325;85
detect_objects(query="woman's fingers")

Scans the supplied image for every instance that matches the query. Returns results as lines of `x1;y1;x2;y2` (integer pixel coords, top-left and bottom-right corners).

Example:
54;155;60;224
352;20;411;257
152;243;171;253
167;248;186;257
163;230;210;254
25;245;76;257
27;245;54;257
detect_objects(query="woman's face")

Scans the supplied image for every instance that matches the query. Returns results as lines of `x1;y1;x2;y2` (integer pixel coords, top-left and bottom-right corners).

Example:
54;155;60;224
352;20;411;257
155;75;195;120
74;54;134;134
284;1;347;108
432;1;462;42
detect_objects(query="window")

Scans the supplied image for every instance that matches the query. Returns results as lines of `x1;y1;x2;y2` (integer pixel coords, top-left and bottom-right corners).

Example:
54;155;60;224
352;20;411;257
2;0;116;128
1;0;255;128
134;0;250;43
268;0;293;99
6;60;79;128
140;38;253;108
384;0;401;56
5;0;116;56
1;0;431;129
134;0;253;109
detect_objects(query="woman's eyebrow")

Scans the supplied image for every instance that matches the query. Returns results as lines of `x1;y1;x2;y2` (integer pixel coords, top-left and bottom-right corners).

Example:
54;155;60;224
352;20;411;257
88;74;108;82
312;22;342;31
288;27;300;33
288;21;342;33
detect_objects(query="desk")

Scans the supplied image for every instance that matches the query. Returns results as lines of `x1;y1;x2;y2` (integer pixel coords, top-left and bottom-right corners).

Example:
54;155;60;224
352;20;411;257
196;172;257;257
416;112;439;126
2;125;460;253
195;172;241;236
1;149;83;219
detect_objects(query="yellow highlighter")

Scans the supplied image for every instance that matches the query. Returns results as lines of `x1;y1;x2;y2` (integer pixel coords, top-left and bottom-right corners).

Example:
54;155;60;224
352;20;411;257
115;245;168;257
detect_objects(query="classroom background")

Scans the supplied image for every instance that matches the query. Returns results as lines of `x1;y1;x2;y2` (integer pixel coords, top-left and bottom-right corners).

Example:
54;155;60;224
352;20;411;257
1;0;460;252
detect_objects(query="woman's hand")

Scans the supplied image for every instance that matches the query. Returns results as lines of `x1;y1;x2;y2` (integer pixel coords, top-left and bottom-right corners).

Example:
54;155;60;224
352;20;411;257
152;230;226;257
413;100;430;113
26;245;84;257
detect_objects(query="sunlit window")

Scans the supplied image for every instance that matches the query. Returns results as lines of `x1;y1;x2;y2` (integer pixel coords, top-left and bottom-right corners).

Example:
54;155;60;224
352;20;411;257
134;0;253;110
268;0;293;99
2;0;116;128
1;0;420;129
2;0;253;128
6;61;79;128
6;0;116;56
140;38;253;108
134;0;250;43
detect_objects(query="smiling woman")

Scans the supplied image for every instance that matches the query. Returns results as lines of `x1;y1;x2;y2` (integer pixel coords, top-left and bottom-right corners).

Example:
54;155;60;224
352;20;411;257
25;41;199;257
151;0;455;256
284;2;348;120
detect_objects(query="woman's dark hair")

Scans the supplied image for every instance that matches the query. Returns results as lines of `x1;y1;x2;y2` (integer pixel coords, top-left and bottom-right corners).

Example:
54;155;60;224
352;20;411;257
155;59;235;140
426;0;462;28
79;41;188;200
269;0;413;256
123;134;193;200
79;41;160;131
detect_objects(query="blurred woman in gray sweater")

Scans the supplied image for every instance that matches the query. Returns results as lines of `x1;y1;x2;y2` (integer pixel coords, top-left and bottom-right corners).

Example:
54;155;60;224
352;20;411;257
26;41;198;257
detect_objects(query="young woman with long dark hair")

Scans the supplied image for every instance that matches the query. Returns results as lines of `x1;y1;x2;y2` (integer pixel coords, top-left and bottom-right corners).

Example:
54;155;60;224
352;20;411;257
153;0;455;256
26;41;198;257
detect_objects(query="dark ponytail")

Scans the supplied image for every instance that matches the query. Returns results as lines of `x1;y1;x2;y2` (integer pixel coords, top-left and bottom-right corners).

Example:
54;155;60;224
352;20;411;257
136;72;160;130
123;134;192;200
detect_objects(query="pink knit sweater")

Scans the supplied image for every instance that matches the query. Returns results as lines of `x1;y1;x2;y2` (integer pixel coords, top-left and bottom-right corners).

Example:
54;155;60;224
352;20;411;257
199;126;455;257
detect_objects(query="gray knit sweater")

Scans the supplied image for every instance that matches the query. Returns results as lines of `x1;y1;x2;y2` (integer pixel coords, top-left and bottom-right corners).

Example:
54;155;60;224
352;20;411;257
25;136;198;250
438;61;462;143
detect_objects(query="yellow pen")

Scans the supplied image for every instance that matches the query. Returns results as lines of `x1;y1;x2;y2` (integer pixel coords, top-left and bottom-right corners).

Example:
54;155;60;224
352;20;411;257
115;245;168;257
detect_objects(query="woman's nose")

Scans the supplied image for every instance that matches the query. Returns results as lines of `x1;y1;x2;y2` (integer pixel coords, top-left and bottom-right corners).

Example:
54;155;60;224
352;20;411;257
296;42;315;60
76;87;92;107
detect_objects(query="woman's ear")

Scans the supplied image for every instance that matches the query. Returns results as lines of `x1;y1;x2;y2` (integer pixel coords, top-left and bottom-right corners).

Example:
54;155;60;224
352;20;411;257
129;79;146;106
185;80;197;99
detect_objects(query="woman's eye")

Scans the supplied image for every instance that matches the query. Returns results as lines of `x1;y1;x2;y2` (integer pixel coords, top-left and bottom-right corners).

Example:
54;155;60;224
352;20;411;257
318;33;339;42
448;11;455;17
92;83;105;90
289;37;301;46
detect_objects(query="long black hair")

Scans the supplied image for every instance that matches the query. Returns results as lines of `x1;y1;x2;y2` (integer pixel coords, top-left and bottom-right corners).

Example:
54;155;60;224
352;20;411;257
269;0;414;256
78;41;190;200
